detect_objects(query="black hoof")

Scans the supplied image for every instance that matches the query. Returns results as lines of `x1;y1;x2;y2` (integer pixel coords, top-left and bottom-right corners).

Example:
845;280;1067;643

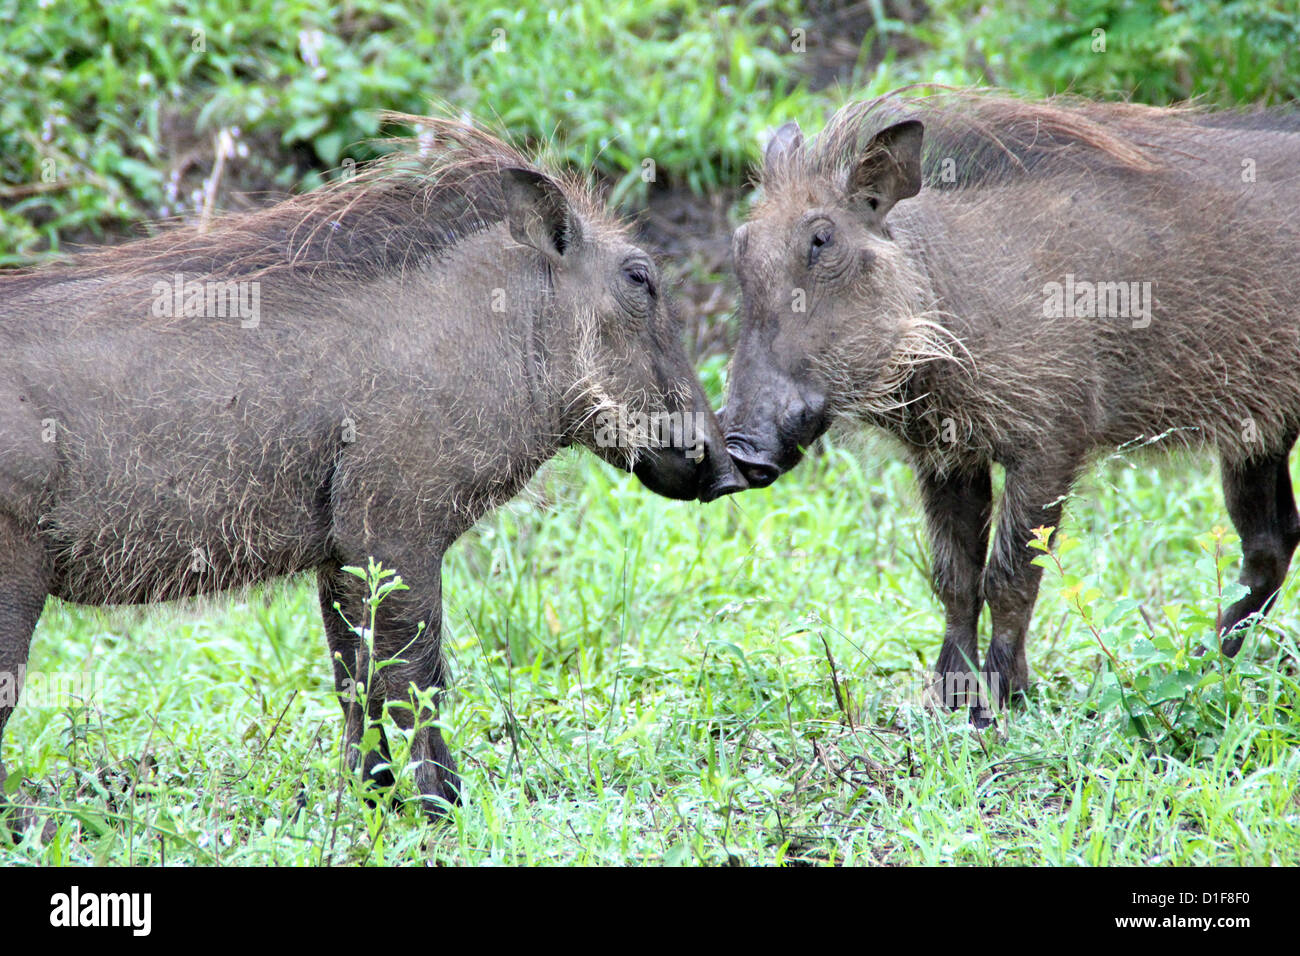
933;644;981;710
1195;628;1248;658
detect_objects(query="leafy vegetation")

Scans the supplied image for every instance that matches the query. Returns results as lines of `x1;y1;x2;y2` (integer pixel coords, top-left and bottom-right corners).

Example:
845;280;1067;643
6;1;1297;260
921;0;1300;105
0;0;822;260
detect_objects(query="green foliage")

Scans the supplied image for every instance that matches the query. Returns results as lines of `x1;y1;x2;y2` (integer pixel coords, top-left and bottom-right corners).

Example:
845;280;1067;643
6;0;1296;259
923;0;1300;104
1032;526;1300;764
0;0;822;259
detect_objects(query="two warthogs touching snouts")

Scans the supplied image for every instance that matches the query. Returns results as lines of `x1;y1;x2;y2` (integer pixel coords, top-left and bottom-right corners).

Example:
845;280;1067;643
2;90;1297;819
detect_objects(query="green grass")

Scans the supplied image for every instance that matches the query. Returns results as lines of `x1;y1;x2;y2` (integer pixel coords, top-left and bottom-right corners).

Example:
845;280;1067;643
4;431;1298;865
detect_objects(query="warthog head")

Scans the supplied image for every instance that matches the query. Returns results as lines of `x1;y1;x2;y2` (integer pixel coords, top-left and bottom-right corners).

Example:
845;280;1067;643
722;116;951;486
501;167;745;502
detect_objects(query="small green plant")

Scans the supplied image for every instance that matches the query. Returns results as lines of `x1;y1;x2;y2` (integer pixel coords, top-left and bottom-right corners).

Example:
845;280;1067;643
334;561;444;771
1030;524;1300;764
333;559;410;774
320;558;453;860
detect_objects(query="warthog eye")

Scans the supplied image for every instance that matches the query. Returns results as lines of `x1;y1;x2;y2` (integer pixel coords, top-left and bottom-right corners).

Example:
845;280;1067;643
623;264;655;296
809;227;833;266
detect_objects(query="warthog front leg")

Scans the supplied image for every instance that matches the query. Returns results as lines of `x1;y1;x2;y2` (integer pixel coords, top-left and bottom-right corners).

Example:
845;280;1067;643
323;553;459;818
917;463;993;709
0;515;52;834
371;625;460;818
319;565;395;795
1218;435;1300;655
978;455;1080;722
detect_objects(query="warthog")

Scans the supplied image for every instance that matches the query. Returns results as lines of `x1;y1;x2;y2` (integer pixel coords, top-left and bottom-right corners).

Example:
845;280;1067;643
722;89;1300;717
0;117;743;820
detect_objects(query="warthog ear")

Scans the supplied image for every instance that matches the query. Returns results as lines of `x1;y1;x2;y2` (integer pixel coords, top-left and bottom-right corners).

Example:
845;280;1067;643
847;119;924;219
763;121;804;179
501;167;583;260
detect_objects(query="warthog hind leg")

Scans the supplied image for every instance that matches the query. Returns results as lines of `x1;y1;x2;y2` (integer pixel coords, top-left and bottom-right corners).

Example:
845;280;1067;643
978;455;1080;725
918;463;992;709
1218;434;1300;655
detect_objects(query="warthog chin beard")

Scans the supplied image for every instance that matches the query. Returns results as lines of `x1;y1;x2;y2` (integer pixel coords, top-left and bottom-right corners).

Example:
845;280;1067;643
819;313;968;423
565;321;704;478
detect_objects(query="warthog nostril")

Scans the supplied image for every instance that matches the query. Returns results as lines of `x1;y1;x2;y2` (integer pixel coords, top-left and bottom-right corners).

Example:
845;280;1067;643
695;435;749;502
727;443;781;488
700;472;748;502
736;460;780;488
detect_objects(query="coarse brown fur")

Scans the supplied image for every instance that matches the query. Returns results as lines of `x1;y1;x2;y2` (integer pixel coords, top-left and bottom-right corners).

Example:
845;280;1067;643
0;115;742;825
723;87;1300;719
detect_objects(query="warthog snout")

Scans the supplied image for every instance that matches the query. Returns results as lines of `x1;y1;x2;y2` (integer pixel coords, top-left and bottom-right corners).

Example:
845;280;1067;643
697;428;750;502
722;378;829;489
629;403;748;502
